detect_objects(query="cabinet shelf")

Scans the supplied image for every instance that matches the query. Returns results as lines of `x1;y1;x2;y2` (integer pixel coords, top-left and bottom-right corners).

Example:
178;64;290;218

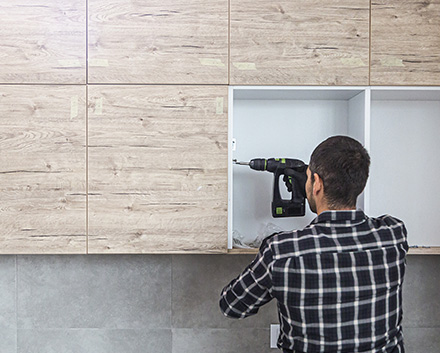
228;248;440;255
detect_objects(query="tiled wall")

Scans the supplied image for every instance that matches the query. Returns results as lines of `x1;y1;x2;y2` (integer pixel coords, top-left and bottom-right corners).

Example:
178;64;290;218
0;255;439;352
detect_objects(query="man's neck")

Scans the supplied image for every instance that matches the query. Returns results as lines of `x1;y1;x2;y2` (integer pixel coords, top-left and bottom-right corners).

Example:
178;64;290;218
317;206;356;215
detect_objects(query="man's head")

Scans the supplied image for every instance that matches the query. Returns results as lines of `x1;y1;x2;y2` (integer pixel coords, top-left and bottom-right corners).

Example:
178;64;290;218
306;135;370;214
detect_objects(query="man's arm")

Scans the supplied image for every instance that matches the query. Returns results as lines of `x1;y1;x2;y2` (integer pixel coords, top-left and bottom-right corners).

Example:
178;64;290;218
219;237;274;319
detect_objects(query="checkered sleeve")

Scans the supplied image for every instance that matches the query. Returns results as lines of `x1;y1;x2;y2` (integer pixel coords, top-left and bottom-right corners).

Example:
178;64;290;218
219;237;274;319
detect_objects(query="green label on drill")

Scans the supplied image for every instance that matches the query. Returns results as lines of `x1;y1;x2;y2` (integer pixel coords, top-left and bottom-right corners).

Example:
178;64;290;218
276;207;283;215
281;158;286;164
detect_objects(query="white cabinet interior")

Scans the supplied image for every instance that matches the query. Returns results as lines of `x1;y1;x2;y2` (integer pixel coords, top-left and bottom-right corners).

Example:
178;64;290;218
229;86;440;253
369;88;440;248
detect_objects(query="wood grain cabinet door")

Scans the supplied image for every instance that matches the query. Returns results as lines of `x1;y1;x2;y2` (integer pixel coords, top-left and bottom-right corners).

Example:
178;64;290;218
0;86;87;254
230;0;370;85
0;1;86;84
371;0;440;85
88;85;228;253
88;0;228;84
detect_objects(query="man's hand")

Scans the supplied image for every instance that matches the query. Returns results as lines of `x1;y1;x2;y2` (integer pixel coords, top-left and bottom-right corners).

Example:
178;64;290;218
283;167;307;199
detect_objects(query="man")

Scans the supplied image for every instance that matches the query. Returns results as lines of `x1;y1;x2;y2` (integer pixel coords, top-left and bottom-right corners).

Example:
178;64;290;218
220;135;408;353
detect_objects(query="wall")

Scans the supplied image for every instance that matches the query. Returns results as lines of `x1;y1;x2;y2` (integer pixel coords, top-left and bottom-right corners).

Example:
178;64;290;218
0;255;439;352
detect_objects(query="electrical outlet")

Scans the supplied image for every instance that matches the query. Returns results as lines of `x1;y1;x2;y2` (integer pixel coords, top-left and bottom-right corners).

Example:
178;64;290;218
270;324;280;349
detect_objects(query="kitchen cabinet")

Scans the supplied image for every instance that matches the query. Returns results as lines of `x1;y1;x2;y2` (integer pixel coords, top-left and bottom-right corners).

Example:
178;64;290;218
229;86;440;255
87;85;228;253
0;0;86;84
371;0;440;85
0;86;87;254
88;0;228;84
230;0;370;85
1;0;440;255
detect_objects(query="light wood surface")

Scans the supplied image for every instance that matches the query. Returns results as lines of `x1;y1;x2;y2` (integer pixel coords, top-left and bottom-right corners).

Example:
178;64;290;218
407;247;440;255
371;0;440;85
0;86;86;253
88;0;228;84
230;0;370;85
0;1;86;84
88;85;228;253
228;247;440;255
228;248;259;255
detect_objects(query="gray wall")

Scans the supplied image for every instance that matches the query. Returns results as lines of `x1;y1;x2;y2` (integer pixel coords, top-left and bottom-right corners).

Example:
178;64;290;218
0;255;439;353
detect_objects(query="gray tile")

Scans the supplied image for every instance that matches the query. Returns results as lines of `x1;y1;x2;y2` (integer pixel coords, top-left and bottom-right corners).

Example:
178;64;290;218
0;256;16;330
403;256;440;328
172;328;272;353
18;329;172;353
172;255;278;329
403;327;440;353
17;255;171;329
0;328;16;353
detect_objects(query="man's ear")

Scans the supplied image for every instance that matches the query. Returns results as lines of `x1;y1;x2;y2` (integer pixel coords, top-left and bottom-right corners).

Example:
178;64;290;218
313;173;324;195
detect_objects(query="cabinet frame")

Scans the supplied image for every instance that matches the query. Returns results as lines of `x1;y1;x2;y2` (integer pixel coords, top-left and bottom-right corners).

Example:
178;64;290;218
228;86;440;255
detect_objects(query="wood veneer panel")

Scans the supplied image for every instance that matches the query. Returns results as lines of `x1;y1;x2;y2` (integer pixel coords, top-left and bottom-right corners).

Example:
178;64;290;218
88;85;228;253
88;0;228;84
371;0;440;85
0;1;86;84
228;248;440;255
230;0;370;85
0;86;86;253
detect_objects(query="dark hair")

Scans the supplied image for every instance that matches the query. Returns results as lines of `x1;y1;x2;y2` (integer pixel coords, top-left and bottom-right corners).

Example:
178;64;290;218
309;135;370;209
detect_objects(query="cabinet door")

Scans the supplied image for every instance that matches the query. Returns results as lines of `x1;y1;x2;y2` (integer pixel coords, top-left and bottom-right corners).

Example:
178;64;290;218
88;85;228;253
88;0;228;84
0;86;86;254
371;0;440;85
230;0;370;85
0;1;86;84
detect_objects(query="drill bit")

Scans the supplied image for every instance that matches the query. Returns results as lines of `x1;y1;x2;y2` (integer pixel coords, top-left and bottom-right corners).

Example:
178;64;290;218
233;159;249;166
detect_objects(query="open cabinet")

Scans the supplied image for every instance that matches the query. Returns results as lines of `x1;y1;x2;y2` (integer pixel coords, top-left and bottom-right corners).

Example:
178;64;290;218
228;86;440;254
368;88;440;253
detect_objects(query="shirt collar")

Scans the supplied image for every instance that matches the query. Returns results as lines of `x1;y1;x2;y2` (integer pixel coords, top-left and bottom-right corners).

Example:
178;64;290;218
310;209;367;227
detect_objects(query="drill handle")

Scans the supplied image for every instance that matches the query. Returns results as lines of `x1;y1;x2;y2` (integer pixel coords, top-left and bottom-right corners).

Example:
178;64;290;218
272;167;306;217
283;167;308;200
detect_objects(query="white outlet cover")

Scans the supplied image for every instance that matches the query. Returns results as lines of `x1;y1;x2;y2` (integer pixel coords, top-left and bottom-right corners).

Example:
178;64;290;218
270;324;280;349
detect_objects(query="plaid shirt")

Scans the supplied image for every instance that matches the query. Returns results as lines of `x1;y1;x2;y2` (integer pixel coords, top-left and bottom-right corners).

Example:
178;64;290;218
220;210;408;353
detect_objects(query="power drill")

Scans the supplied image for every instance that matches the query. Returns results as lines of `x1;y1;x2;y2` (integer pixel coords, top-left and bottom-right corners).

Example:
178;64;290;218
234;158;308;218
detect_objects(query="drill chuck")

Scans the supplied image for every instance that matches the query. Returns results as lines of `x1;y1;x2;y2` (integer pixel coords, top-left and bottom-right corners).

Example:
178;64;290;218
249;158;267;171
